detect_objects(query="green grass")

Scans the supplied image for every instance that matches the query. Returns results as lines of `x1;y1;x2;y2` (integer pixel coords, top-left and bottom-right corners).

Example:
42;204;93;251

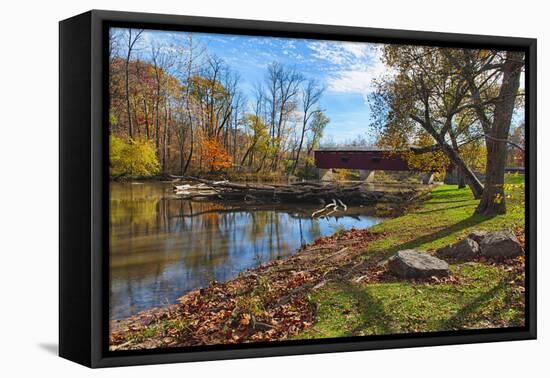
365;173;525;261
297;174;525;339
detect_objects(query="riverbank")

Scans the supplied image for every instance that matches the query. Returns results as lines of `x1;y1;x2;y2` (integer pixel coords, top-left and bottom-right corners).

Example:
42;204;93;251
109;174;525;350
112;171;296;183
298;174;525;338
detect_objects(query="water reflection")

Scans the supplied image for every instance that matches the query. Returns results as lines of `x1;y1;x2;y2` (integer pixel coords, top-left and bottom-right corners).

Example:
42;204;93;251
110;182;382;319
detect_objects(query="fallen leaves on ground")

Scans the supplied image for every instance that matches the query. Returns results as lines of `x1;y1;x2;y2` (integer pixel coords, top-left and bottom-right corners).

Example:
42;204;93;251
110;228;378;350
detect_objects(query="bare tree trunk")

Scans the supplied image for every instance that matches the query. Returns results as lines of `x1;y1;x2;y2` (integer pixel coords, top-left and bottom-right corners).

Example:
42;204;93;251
182;124;193;176
143;98;150;140
155;83;161;156
449;130;465;188
292;117;307;175
124;29;143;139
233;103;239;162
256;153;267;173
166;125;171;172
476;51;523;215
180;145;185;177
125;57;133;139
162;103;169;172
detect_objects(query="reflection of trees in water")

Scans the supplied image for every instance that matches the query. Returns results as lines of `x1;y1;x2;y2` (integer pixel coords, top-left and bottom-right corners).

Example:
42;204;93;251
110;185;160;239
110;183;368;318
309;218;321;239
179;200;231;278
246;211;288;262
111;184;326;276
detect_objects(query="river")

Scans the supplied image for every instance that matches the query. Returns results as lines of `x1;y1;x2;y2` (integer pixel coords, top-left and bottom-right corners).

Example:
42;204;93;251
109;182;383;319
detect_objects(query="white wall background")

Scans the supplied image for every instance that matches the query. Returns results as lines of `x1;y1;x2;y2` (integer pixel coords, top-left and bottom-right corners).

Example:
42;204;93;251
0;0;546;376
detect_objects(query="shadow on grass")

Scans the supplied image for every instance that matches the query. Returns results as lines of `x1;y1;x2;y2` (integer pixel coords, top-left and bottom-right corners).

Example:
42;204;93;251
428;199;476;205
415;203;473;214
372;214;495;262
333;274;517;335
336;281;395;335
438;276;509;330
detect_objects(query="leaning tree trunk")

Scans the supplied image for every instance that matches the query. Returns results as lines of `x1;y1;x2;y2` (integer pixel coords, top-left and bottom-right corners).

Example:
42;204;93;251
421;126;484;199
449;132;466;189
457;170;466;189
440;141;484;198
182;125;193;176
291;124;307;175
476;51;524;216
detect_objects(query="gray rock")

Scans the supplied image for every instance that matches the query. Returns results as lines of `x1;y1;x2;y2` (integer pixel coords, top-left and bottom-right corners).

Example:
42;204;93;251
436;238;480;261
468;230;488;244
480;230;522;258
388;250;449;279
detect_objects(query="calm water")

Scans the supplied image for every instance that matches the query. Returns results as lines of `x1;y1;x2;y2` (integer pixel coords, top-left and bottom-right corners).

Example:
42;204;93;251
110;182;383;319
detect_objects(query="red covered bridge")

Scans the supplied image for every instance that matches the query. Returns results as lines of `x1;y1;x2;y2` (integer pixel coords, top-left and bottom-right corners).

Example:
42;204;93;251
313;147;434;184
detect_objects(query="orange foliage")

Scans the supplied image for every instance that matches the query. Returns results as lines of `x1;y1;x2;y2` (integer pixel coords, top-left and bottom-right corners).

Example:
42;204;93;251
202;138;232;172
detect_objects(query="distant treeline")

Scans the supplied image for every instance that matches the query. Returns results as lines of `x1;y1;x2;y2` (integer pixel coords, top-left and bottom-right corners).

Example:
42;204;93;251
109;29;329;179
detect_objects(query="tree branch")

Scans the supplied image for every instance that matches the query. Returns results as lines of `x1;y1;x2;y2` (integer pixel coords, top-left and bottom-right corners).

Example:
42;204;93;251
482;134;525;151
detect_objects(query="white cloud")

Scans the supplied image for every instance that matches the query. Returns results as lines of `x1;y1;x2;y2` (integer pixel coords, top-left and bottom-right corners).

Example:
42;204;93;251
328;60;388;100
307;41;390;100
308;41;352;65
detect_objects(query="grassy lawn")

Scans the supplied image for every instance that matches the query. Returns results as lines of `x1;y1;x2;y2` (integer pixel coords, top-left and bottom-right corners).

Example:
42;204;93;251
297;174;525;339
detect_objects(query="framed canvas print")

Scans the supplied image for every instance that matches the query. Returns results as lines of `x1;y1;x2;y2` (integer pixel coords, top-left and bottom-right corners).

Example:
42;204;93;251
59;10;536;368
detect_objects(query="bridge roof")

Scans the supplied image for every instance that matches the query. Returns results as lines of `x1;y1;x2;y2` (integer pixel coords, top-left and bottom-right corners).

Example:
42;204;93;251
314;146;396;152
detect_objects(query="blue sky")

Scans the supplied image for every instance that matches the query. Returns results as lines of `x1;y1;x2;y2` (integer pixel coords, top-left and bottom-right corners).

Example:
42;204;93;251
115;28;525;144
119;28;387;144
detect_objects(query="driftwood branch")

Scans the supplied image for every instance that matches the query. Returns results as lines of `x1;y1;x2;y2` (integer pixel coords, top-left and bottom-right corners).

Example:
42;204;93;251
311;200;337;218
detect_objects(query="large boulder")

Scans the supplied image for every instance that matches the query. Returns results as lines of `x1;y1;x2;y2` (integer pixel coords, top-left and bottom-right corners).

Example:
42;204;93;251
388;250;449;279
467;230;488;244
436;238;480;261
480;230;522;258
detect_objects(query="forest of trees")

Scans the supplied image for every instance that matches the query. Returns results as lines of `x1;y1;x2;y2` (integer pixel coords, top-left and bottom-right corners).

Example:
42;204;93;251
109;29;526;216
109;29;329;180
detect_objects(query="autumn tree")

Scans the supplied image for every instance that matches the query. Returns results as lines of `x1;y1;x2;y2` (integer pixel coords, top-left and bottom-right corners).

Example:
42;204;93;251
123;29;144;139
202;138;232;172
240;114;270;170
507;123;525;167
447;49;525;215
173;34;206;176
291;79;325;174
372;45;486;198
150;42;175;158
110;135;160;177
304;111;330;174
264;62;304;170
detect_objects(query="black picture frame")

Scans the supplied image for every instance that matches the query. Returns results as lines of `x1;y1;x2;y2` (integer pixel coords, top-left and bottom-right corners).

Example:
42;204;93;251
59;9;537;368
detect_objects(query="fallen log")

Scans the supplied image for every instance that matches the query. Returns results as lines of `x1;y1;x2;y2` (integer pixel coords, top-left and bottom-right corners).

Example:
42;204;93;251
172;176;425;206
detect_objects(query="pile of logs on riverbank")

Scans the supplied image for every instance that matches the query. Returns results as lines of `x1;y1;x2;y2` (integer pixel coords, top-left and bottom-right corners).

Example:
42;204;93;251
173;176;428;207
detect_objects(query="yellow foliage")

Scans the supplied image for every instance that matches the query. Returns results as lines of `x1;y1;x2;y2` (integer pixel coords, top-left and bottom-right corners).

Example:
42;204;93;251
110;136;160;177
460;142;487;173
402;132;449;173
